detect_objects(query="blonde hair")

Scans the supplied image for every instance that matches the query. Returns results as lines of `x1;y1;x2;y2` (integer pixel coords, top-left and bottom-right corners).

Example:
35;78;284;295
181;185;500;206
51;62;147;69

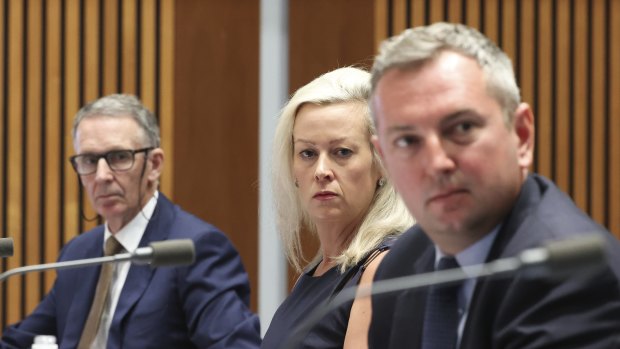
272;67;414;273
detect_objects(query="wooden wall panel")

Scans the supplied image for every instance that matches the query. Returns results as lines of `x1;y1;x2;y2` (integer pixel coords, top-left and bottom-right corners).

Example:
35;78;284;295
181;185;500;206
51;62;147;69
43;0;63;294
590;0;607;225
611;0;620;235
428;0;444;23
446;0;462;23
0;0;5;327
25;0;43;314
172;0;259;311
290;0;376;91
121;0;137;94
410;0;426;28
6;0;24;324
392;0;407;34
484;0;499;43
375;0;620;239
139;0;155;108
572;0;589;210
519;0;535;130
63;0;80;245
159;0;173;197
465;0;480;29
537;0;553;178
102;0;119;94
0;0;175;331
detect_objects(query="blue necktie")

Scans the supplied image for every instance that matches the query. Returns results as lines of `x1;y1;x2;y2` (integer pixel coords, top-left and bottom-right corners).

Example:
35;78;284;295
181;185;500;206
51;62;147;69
421;256;461;349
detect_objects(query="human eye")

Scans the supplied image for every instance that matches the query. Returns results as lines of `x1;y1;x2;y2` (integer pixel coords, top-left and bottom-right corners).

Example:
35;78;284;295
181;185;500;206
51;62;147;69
107;150;132;164
79;154;99;166
454;121;474;134
446;119;479;143
298;149;316;160
393;134;420;149
334;148;353;158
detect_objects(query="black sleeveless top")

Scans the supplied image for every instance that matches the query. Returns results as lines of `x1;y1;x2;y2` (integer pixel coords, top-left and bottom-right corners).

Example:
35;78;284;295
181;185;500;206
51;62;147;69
261;240;394;349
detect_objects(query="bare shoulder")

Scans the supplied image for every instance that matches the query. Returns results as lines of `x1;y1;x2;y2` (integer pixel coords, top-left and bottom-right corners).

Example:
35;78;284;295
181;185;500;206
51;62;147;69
343;249;390;349
359;249;389;286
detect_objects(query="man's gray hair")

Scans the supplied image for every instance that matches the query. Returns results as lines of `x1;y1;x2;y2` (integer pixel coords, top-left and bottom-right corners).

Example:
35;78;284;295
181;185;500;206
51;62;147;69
371;22;521;126
72;94;160;147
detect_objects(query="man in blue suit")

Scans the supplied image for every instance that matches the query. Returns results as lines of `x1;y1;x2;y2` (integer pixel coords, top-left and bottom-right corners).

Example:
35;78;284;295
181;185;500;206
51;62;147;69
368;23;620;348
1;94;261;348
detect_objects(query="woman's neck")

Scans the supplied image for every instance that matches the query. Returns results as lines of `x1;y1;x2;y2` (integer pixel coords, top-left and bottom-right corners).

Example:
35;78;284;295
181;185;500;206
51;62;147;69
312;219;360;276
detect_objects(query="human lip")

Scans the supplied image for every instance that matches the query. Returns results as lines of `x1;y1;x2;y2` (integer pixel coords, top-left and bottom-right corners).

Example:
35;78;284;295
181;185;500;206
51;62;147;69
313;191;338;200
427;188;468;203
96;192;121;200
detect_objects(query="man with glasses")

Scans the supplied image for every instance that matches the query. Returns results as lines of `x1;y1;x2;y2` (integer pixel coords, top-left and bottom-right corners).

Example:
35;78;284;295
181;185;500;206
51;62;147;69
1;94;261;348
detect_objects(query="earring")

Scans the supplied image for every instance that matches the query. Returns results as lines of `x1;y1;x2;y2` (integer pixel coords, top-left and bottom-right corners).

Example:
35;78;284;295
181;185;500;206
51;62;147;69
377;177;386;187
294;179;299;188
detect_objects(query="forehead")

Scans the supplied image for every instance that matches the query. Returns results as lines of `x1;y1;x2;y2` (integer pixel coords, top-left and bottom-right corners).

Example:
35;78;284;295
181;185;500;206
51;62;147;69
373;51;493;126
74;115;145;152
293;102;368;141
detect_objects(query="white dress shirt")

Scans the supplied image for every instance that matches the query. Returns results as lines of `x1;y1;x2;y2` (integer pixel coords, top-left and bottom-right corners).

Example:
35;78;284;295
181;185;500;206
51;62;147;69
90;192;158;349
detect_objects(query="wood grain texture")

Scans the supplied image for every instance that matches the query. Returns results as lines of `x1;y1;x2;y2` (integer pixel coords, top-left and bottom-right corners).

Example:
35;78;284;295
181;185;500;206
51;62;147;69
172;0;259;310
0;0;179;330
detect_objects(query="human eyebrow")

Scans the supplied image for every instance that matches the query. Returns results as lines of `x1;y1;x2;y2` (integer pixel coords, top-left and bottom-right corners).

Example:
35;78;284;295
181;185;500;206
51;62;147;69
293;139;315;146
438;109;483;128
328;137;347;146
386;124;417;135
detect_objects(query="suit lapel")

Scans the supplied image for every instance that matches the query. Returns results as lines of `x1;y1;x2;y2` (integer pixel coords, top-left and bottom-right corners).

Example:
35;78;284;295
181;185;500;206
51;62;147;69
107;195;176;347
460;175;543;349
62;227;106;348
390;243;435;348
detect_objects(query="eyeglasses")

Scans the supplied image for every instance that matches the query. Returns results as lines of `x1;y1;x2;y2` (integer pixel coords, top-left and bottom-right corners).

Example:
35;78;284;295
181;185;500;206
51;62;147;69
69;147;154;175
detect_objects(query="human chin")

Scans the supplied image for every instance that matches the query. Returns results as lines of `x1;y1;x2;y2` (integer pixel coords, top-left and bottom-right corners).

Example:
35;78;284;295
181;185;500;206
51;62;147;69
420;213;469;238
308;205;345;222
422;199;473;228
95;196;126;215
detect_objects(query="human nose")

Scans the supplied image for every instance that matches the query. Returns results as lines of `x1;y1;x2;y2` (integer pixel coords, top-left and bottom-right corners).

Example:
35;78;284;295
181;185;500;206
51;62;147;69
314;154;334;182
424;135;456;174
94;157;114;181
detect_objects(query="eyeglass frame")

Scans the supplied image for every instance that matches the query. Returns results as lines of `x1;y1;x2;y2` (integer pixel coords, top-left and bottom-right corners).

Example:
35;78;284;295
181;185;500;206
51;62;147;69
69;147;154;175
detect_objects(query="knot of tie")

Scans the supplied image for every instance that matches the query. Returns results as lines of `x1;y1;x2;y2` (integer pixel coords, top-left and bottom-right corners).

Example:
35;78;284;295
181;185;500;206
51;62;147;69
104;236;123;256
437;256;460;271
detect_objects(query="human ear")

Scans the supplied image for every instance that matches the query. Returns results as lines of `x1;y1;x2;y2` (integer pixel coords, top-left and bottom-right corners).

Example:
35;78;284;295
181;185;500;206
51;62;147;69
147;148;165;182
513;103;535;171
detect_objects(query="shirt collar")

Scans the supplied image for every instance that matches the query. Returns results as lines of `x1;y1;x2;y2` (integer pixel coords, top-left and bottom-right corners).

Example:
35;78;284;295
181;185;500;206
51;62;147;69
434;225;500;275
104;191;159;252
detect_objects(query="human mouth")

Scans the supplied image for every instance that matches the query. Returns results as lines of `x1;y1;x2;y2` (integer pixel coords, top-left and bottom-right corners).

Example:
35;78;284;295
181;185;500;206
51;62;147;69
96;193;121;200
428;188;468;204
313;191;338;201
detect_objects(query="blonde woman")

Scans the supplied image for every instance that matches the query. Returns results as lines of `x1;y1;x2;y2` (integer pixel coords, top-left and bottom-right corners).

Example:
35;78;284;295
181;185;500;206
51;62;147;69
262;67;414;349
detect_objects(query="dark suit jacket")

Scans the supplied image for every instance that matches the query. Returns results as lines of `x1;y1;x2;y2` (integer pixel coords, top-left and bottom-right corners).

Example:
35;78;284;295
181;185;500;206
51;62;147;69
1;194;261;349
369;174;620;349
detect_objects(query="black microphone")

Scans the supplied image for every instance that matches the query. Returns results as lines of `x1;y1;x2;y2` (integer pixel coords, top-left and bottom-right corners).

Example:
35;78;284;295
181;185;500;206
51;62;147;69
0;237;14;257
280;234;607;349
0;239;196;283
131;239;196;267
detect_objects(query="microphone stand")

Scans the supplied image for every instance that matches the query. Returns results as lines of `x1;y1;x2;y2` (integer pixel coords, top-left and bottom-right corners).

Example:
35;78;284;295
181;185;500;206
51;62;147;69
280;234;607;349
0;241;181;283
0;252;139;283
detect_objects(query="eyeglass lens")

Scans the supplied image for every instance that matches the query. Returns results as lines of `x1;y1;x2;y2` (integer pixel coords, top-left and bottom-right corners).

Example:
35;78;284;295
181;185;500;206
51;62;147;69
74;150;135;174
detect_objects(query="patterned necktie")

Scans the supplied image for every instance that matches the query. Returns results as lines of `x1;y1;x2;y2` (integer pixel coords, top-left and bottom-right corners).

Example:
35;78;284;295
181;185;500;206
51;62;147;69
78;236;123;349
421;256;462;349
